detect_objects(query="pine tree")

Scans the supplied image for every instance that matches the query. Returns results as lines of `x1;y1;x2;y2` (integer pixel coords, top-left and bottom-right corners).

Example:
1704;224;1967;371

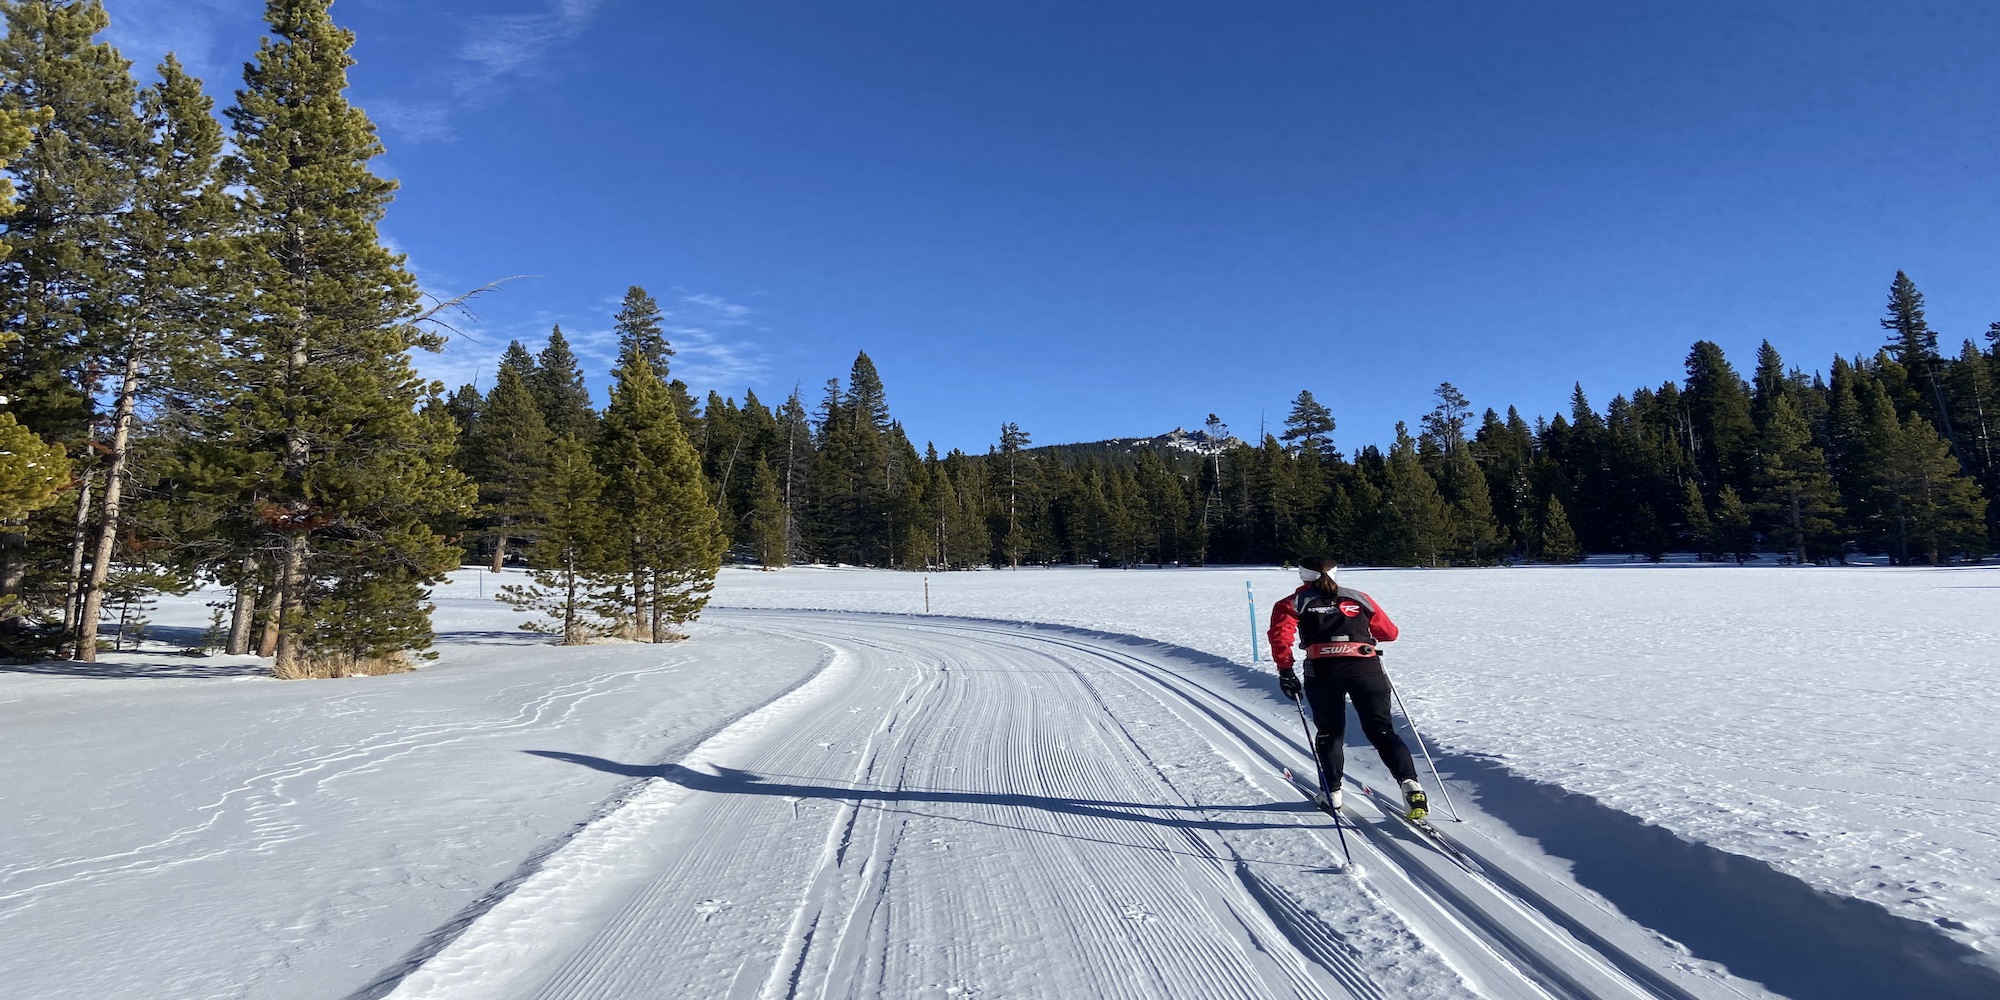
1280;389;1336;458
72;54;229;660
0;0;144;640
1680;478;1713;559
1712;485;1755;563
1881;271;1953;435
1384;422;1451;566
463;361;553;571
1441;445;1500;564
224;0;474;676
1751;394;1843;564
746;458;788;569
1538;494;1583;564
1876;410;1987;565
1683;341;1757;492
997;422;1032;567
530;325;596;441
0;110;66;524
597;354;725;640
613;285;670;374
773;389;813;562
498;435;619;644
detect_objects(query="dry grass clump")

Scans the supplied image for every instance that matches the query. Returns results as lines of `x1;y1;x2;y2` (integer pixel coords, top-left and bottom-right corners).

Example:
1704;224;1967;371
272;652;414;680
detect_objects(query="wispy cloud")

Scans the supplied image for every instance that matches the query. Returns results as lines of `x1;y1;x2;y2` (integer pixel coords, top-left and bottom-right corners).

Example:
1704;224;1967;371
371;0;608;142
407;292;771;405
663;293;769;393
101;0;259;88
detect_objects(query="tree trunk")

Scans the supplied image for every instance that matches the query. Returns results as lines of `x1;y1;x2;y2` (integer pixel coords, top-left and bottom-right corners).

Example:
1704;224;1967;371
256;579;283;657
491;531;505;573
649;568;664;643
61;470;94;638
1790;493;1806;565
561;557;578;645
272;535;309;673
226;555;258;656
75;354;144;663
631;552;649;641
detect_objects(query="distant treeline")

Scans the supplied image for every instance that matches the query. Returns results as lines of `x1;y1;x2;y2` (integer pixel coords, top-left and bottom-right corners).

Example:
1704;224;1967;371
2;2;1993;673
551;268;1990;575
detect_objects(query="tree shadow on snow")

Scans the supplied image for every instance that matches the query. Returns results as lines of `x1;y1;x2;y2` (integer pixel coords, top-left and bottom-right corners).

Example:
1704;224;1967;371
525;750;1316;839
0;657;266;679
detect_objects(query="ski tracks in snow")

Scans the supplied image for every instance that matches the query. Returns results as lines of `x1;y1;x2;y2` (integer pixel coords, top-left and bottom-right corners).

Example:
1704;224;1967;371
378;611;1734;1000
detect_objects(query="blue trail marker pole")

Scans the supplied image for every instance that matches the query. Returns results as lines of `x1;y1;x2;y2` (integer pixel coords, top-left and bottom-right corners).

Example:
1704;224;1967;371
1246;581;1259;663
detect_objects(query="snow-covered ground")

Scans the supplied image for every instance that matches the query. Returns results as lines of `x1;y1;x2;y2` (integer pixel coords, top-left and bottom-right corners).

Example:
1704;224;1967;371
0;586;830;999
714;563;2000;963
2;563;1996;999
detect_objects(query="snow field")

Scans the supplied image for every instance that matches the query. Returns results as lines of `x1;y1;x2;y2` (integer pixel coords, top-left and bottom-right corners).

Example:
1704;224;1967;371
711;563;2000;966
0;587;830;1000
3;563;1996;999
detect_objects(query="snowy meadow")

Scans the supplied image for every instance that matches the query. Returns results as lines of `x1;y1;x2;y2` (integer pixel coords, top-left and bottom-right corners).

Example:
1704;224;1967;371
3;561;1997;998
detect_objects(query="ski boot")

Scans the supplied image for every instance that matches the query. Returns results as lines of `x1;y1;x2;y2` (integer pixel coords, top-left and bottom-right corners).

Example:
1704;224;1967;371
1314;787;1343;813
1401;779;1428;822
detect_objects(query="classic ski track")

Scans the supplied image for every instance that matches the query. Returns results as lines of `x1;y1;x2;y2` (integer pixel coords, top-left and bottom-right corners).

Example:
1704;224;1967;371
386;610;1729;1000
930;617;1711;1000
408;615;1389;1000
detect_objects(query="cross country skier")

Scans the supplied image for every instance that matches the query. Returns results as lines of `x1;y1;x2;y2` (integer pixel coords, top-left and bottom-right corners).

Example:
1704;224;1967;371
1267;557;1428;820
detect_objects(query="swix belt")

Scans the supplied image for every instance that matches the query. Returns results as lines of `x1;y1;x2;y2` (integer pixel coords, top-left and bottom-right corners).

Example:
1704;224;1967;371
1306;641;1377;658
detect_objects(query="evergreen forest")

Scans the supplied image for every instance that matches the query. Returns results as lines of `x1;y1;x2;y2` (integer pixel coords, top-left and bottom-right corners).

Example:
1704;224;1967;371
2;1;1994;672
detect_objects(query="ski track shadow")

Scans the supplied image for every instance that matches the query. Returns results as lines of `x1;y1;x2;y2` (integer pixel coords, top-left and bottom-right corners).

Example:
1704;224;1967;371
1442;754;2000;1000
712;608;2000;1000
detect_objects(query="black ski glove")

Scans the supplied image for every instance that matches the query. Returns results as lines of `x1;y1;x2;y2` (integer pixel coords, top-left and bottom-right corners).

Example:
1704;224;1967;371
1277;668;1301;701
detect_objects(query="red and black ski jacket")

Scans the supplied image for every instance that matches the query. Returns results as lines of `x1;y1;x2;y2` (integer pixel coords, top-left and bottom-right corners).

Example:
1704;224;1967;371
1267;584;1398;671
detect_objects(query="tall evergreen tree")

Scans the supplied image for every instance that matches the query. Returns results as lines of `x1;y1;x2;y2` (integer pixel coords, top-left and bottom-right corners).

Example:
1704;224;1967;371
223;0;473;676
596;354;725;640
613;285;670;374
1874;407;1987;564
1712;485;1755;563
498;434;619;644
1280;389;1336;458
0;108;66;527
1683;341;1757;492
1751;394;1843;564
1680;477;1713;558
73;55;229;660
0;0;144;639
1441;446;1500;564
1538;495;1582;564
463;361;553;571
746;458;788;569
1383;422;1451;566
1880;271;1953;436
530;324;596;441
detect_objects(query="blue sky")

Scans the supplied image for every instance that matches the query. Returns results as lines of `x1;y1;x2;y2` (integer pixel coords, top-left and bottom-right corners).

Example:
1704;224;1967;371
102;0;2000;453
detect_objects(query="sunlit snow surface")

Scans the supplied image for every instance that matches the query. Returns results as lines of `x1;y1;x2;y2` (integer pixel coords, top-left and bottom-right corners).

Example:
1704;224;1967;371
717;562;2000;960
0;562;1995;999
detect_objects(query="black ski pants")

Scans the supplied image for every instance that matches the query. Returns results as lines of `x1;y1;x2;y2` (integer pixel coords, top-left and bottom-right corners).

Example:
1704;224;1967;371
1302;664;1418;786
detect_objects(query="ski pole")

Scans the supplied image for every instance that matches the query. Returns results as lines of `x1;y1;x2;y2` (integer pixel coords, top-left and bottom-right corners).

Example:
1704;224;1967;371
1245;581;1259;663
1391;684;1462;822
1294;696;1352;867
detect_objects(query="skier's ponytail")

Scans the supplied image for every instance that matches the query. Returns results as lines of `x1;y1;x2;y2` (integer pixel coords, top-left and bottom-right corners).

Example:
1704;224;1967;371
1301;555;1339;595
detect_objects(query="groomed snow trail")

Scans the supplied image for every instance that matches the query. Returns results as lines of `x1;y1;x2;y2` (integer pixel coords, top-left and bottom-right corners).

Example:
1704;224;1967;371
381;610;1738;1000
